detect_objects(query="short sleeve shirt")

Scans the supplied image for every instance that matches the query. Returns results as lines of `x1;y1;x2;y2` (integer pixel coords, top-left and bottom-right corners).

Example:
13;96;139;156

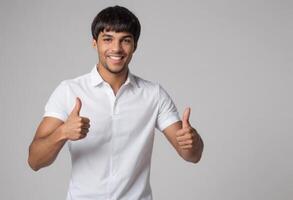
44;66;180;200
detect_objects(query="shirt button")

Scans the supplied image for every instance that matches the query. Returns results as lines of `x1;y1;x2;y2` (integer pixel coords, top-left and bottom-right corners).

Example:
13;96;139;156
113;102;118;113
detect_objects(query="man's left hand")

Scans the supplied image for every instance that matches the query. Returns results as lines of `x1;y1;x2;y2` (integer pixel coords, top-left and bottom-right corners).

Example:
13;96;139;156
176;107;200;150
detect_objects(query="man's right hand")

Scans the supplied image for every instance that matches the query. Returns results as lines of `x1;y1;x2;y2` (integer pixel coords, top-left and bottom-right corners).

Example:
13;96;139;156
62;97;90;141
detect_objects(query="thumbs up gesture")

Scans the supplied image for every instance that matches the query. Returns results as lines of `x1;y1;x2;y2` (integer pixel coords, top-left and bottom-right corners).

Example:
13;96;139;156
62;97;90;141
176;107;200;150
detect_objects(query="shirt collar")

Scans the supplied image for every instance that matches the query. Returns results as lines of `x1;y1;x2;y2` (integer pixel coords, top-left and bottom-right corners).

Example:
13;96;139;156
90;65;138;88
90;66;103;86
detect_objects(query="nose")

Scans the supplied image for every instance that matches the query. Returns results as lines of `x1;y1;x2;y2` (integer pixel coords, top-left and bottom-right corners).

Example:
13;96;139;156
111;40;122;52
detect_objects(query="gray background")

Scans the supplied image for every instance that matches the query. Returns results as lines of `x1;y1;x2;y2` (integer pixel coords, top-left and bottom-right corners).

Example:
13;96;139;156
1;0;292;199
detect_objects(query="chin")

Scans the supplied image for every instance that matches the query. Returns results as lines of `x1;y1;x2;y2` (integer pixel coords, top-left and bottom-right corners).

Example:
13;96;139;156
107;65;127;74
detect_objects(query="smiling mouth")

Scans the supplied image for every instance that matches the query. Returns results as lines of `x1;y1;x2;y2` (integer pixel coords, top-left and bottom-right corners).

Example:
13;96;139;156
108;55;124;61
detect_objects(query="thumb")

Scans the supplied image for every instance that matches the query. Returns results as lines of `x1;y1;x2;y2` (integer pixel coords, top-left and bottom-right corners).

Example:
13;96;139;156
71;97;82;116
182;107;191;128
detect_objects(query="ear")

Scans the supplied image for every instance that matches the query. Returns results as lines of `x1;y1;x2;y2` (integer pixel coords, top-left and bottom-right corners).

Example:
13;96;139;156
92;39;97;49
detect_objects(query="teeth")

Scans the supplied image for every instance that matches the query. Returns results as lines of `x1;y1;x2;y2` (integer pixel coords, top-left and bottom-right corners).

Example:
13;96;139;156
109;56;123;60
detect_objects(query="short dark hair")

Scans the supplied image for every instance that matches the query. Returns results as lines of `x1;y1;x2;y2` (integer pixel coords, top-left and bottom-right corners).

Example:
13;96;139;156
91;6;141;48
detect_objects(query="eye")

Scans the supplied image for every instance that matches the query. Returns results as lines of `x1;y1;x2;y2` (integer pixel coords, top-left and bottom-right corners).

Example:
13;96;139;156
123;38;132;43
103;38;112;42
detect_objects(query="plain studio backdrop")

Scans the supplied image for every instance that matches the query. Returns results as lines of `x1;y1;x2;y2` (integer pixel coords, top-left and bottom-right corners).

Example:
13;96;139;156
0;0;292;199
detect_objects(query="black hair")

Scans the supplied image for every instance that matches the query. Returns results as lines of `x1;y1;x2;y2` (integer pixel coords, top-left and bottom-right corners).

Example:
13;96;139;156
91;6;141;48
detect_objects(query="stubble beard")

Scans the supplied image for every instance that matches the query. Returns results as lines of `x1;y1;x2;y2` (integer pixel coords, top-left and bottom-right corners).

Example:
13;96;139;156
102;61;128;75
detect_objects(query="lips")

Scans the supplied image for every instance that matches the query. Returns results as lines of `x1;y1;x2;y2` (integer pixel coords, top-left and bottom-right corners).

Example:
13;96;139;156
107;54;125;64
109;55;123;60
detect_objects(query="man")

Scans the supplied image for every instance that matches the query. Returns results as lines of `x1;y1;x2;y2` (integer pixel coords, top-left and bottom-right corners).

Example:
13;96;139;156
28;5;203;200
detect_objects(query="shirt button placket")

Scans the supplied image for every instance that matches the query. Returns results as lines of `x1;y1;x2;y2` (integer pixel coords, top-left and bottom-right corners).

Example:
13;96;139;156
105;84;116;200
113;100;118;115
111;98;118;200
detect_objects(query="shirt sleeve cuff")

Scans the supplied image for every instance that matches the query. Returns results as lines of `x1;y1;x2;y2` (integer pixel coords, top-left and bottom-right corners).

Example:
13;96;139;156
157;112;181;132
43;111;67;122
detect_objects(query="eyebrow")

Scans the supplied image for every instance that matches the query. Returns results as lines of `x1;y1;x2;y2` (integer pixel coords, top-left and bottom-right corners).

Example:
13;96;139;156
101;34;133;39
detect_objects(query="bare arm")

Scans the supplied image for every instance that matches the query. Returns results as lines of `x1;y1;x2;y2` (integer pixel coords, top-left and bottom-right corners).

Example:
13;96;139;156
28;117;67;171
28;98;90;171
163;108;204;163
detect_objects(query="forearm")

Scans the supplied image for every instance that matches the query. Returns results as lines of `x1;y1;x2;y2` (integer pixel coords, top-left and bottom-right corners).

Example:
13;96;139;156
28;125;67;171
180;135;204;163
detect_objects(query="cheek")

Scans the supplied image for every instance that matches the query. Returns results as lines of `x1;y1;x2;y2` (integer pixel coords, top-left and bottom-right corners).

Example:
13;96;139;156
96;41;107;53
125;47;134;56
122;43;134;53
97;47;106;58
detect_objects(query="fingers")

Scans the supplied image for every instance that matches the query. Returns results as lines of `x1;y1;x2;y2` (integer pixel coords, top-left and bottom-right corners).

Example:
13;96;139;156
182;107;191;128
81;117;90;123
178;139;193;146
74;116;90;123
71;131;87;140
81;123;90;129
177;131;194;142
80;127;89;135
176;126;199;150
177;135;196;150
78;134;87;140
71;97;82;116
70;126;89;141
64;113;91;141
180;145;193;150
76;118;90;133
176;127;194;137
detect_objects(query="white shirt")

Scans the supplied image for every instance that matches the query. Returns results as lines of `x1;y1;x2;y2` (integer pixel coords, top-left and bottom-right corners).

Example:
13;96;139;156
44;66;180;200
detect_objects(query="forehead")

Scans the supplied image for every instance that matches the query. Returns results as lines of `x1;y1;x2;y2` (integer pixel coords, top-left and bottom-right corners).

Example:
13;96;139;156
99;30;133;38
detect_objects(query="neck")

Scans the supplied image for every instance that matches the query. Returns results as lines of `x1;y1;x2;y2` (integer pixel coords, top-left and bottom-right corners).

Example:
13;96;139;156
97;64;128;95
